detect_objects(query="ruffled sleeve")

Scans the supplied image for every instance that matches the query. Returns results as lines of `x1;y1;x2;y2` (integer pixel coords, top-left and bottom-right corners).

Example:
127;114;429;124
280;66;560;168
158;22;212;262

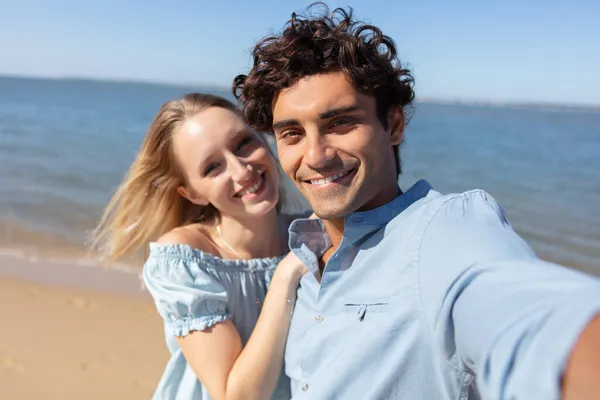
142;243;230;337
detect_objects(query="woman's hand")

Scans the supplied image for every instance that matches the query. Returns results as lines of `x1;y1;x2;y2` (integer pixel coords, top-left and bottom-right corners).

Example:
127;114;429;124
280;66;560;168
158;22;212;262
273;251;308;290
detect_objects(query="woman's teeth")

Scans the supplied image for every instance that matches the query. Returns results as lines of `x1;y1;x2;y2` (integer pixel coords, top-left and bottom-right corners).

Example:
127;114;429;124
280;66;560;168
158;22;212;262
238;175;263;196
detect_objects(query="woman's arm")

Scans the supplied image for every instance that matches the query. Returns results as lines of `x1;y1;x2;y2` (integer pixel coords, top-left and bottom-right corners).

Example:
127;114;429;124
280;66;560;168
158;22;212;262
177;251;306;400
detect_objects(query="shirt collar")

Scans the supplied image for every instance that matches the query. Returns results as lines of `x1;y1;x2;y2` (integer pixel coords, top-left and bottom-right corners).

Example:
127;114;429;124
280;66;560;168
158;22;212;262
288;179;434;259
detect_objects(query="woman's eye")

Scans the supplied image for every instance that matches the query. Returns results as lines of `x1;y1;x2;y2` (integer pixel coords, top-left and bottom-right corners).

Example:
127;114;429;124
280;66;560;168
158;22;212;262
204;163;219;175
237;136;253;150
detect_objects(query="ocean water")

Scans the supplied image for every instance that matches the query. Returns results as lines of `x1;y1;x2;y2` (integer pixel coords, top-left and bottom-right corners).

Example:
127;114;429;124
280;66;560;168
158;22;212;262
0;76;599;273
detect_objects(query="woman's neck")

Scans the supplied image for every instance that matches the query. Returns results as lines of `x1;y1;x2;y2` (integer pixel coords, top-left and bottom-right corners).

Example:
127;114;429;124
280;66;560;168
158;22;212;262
216;209;283;259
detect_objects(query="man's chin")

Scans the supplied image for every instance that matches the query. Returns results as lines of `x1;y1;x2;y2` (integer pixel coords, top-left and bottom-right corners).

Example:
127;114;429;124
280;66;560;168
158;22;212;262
302;190;359;220
309;202;354;221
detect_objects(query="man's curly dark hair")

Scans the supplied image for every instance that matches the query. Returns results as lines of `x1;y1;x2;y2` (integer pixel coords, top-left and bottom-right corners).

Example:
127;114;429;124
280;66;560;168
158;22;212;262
233;3;415;175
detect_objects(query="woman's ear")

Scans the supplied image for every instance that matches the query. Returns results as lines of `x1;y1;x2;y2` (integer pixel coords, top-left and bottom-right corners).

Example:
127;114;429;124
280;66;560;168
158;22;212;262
177;185;209;206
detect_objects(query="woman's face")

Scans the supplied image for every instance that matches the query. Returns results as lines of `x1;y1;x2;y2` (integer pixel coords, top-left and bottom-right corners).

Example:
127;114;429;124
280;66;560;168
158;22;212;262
173;107;279;219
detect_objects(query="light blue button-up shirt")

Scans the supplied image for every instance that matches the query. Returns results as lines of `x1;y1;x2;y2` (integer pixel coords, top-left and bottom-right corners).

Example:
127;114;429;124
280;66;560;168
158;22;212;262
285;179;600;400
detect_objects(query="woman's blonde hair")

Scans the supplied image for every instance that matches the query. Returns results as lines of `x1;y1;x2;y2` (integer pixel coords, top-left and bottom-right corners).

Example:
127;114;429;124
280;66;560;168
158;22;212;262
92;92;282;263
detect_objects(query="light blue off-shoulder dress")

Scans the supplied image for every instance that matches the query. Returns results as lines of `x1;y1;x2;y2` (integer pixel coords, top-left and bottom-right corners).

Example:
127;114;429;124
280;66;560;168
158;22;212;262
142;242;291;400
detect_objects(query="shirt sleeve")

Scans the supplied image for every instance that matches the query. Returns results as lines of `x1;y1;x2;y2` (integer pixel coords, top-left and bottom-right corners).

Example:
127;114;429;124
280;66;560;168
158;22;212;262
417;189;600;400
142;249;231;337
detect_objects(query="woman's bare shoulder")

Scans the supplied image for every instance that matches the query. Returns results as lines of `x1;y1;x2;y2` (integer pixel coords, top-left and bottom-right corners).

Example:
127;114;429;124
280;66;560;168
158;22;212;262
156;224;218;254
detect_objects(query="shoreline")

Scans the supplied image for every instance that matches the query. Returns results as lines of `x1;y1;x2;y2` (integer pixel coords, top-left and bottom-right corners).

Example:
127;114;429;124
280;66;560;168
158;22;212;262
0;235;598;299
0;252;146;299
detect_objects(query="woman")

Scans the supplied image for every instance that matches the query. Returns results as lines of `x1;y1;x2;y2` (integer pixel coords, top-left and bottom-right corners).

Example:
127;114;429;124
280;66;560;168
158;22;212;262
93;93;308;399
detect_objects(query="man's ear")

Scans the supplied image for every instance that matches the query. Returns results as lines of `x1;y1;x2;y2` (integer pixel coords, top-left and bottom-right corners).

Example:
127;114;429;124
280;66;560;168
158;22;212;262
177;185;209;206
387;106;405;146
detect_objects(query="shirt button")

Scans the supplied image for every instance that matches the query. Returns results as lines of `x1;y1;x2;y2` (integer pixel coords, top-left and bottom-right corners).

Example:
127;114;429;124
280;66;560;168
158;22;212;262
301;382;309;391
315;314;324;323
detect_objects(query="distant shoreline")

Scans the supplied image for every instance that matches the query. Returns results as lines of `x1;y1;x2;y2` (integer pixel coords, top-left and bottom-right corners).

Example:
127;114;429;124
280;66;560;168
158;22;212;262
2;74;599;112
415;97;600;114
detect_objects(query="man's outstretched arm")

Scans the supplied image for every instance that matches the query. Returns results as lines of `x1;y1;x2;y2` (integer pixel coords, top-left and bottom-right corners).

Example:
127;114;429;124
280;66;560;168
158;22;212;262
417;189;600;400
562;315;600;399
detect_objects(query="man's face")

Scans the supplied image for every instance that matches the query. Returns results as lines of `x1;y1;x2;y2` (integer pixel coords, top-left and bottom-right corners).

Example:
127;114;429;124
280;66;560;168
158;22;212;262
272;71;404;220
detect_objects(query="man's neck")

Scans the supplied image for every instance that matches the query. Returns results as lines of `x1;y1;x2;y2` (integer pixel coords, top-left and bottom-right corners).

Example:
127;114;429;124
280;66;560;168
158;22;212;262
324;215;344;245
320;185;403;267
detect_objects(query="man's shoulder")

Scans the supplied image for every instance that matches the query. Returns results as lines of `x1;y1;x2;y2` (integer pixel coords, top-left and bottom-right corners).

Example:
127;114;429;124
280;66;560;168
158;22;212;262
413;187;534;265
427;188;508;226
385;186;510;246
399;187;506;225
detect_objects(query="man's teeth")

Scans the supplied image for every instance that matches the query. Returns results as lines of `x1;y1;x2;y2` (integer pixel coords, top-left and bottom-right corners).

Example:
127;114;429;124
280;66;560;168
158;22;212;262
310;171;349;185
238;176;263;196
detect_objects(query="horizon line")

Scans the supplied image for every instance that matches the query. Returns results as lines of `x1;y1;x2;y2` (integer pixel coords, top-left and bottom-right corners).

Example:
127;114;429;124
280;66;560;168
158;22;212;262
2;73;599;111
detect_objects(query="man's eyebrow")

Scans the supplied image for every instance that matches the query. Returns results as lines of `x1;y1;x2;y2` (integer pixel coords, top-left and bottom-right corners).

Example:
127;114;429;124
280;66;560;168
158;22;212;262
272;119;299;130
272;105;360;130
319;105;360;120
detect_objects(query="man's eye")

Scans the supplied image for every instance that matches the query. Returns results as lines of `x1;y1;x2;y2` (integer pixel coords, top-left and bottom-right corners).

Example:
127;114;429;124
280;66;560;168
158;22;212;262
280;131;301;139
329;117;356;128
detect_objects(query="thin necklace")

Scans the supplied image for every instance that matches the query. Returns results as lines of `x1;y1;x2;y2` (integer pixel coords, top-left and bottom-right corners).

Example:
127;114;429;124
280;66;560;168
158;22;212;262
216;224;244;259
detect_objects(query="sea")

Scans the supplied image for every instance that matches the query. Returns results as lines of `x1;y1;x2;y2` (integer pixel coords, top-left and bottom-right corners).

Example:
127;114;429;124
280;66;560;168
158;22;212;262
0;76;599;274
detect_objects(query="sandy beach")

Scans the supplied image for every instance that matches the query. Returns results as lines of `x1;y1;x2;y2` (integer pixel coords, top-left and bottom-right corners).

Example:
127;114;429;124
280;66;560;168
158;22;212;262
0;255;169;399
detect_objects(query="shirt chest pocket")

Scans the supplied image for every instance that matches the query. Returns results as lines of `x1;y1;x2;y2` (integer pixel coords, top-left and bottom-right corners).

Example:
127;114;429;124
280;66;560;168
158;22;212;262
340;290;415;331
340;296;399;330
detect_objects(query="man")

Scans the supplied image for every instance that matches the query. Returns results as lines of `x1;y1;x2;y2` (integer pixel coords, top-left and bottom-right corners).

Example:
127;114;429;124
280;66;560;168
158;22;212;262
234;5;600;399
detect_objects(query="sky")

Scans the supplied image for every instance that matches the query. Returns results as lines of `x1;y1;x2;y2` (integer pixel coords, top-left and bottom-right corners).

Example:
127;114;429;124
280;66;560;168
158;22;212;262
1;0;599;106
